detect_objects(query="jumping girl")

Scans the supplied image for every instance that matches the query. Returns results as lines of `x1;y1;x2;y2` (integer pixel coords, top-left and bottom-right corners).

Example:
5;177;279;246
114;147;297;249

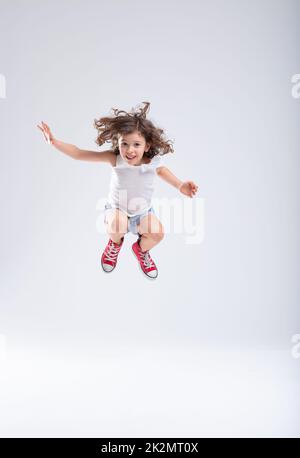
37;101;199;280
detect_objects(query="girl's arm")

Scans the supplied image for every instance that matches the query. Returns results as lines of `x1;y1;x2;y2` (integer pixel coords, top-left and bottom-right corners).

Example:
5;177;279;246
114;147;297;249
37;121;115;165
156;166;198;198
53;139;115;164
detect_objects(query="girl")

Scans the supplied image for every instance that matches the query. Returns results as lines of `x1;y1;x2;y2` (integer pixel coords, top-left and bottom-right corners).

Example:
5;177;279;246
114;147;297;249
37;102;198;280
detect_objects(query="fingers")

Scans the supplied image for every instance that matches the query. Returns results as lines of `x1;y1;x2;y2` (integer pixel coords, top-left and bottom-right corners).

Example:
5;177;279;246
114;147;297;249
190;181;198;190
180;181;199;198
37;124;46;138
188;181;199;197
37;121;47;132
39;121;50;132
37;121;52;144
42;121;50;133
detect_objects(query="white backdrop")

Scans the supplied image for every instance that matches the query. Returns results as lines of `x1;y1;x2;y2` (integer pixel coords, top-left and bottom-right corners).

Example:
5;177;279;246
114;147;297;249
0;0;299;437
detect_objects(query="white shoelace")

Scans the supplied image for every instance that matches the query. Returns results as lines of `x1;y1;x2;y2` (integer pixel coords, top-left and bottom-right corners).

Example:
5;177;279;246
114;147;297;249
104;242;121;262
140;250;155;269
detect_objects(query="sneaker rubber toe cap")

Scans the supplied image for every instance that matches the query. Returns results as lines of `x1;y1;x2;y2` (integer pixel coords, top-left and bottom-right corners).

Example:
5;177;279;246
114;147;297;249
146;269;158;278
102;263;115;272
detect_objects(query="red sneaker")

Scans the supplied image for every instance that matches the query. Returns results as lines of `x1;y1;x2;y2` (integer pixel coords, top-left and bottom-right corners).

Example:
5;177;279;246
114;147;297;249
132;239;158;279
101;237;124;273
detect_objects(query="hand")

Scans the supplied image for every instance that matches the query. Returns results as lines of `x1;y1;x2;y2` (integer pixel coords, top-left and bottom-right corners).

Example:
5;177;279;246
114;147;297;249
37;121;55;145
179;181;199;198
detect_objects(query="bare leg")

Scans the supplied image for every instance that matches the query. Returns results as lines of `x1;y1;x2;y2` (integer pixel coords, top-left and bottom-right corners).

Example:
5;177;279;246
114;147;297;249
138;233;163;252
109;231;126;245
137;214;164;252
105;209;128;244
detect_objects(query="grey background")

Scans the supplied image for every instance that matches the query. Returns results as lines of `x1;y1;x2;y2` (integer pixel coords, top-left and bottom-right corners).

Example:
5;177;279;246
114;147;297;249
0;0;299;437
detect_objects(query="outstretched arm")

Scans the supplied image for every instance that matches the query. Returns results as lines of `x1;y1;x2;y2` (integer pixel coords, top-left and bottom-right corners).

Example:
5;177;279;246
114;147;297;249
156;166;199;198
37;121;115;164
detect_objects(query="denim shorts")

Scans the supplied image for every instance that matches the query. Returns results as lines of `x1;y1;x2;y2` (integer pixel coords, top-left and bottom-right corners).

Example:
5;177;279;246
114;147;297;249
103;202;155;235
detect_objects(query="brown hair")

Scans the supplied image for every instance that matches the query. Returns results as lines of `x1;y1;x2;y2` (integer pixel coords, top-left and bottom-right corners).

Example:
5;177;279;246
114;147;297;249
93;101;174;159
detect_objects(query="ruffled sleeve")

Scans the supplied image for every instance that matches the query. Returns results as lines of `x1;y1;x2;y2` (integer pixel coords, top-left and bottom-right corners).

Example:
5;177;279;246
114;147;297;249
140;154;165;173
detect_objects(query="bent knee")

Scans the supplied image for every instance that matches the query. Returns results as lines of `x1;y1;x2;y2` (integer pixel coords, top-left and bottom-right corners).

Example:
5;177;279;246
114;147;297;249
149;229;164;242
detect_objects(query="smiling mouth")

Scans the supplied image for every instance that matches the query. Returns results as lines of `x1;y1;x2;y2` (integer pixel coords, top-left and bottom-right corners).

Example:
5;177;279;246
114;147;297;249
126;155;136;160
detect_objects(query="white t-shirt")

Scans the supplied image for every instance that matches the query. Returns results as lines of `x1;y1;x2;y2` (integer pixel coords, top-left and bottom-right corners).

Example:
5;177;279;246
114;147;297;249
107;154;164;217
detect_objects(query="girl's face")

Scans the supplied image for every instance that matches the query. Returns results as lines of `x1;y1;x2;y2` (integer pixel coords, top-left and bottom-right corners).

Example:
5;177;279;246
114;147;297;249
118;131;150;166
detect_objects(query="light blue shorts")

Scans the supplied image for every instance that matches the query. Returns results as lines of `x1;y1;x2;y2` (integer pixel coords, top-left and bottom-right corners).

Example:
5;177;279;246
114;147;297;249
103;202;155;235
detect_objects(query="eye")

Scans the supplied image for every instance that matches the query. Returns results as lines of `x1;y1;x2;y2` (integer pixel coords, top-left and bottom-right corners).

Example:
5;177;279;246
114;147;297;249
122;142;140;146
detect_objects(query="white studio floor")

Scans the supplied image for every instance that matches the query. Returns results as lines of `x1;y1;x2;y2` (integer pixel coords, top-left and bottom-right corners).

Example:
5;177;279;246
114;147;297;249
0;340;299;438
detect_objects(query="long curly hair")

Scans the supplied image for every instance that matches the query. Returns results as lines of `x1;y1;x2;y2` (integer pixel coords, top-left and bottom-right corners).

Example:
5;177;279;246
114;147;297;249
93;101;174;159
